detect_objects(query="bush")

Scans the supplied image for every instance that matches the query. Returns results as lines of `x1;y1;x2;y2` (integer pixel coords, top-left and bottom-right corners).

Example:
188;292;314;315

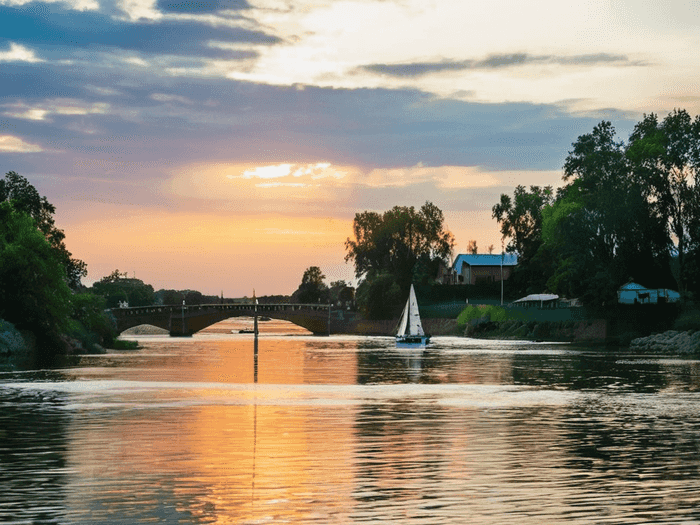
456;305;526;326
673;306;700;332
69;292;117;347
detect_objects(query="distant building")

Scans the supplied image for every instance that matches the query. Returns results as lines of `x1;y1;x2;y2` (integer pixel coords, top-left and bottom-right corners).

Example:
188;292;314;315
511;293;559;309
617;282;680;305
451;253;518;285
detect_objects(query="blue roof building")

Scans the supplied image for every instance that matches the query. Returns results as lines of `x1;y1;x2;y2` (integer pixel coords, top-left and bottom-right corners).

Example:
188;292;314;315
452;253;519;285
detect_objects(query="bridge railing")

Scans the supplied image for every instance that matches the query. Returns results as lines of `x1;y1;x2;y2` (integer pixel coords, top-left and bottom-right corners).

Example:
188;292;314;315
109;303;332;315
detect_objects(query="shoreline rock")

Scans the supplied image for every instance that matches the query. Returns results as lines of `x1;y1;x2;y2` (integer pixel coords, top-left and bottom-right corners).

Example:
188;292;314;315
630;330;700;354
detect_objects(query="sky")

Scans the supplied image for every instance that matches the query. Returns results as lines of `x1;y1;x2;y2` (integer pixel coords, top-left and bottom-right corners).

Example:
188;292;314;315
2;0;700;296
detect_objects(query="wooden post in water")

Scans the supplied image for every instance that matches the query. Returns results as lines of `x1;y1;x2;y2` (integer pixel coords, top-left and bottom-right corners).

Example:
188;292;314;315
253;290;258;383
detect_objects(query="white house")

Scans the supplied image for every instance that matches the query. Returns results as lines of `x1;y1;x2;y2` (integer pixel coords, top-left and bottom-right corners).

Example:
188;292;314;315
617;282;680;305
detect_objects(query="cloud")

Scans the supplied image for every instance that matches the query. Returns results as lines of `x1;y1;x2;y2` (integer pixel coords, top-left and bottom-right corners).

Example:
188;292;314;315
157;0;250;13
0;3;277;60
0;135;43;152
0;0;99;10
0;42;42;62
360;53;641;78
2;99;110;121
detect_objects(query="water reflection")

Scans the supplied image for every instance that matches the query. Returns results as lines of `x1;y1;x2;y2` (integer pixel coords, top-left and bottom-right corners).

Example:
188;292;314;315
0;387;70;523
2;323;700;523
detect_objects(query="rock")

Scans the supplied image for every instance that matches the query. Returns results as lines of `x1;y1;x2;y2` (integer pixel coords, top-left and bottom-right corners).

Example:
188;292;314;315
630;330;700;354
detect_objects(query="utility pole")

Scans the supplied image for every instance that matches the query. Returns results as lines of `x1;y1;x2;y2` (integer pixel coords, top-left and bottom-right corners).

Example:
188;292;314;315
500;242;504;306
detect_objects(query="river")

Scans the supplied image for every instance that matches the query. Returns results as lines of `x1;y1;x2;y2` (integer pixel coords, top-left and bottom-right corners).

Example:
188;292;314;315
2;318;700;524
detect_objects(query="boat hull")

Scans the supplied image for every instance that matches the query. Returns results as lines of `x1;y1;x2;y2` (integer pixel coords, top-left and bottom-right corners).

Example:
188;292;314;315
396;335;430;348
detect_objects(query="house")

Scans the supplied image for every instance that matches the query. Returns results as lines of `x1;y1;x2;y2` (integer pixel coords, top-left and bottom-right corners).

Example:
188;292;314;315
451;253;519;285
617;282;680;305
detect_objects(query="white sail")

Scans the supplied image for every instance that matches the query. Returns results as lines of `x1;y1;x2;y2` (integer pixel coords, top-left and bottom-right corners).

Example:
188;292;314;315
397;285;425;337
406;285;425;336
396;299;410;336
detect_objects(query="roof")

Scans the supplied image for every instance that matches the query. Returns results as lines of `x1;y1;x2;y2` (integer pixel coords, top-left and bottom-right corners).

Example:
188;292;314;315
453;253;518;271
619;282;647;291
512;294;559;303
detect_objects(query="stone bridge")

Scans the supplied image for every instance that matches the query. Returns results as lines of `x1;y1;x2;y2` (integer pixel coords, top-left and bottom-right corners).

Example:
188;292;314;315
109;303;338;336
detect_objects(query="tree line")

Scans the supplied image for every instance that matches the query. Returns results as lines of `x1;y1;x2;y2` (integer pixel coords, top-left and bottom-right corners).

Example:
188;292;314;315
493;109;700;308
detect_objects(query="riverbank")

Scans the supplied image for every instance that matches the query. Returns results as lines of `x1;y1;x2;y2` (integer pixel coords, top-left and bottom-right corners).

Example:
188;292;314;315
462;318;607;344
630;330;700;354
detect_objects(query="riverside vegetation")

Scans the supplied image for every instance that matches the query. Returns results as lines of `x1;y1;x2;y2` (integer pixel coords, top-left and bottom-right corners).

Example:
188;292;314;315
4;109;700;366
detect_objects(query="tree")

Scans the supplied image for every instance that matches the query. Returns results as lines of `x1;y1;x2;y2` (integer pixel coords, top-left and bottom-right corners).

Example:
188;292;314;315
467;240;478;254
329;280;354;306
345;202;454;288
0;171;87;289
0;201;72;356
292;266;330;303
91;270;155;308
627;109;700;292
492;185;554;262
345;201;454;318
541;121;673;307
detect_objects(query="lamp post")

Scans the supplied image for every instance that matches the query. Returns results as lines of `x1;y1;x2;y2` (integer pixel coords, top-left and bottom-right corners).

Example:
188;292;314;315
182;299;185;335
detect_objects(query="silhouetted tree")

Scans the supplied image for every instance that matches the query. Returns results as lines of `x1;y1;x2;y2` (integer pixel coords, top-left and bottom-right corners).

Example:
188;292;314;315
292;266;330;303
627;109;700;292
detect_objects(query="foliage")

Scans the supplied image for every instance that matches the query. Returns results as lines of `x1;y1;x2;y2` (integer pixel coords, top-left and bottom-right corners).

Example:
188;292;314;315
355;270;404;319
345;201;454;287
329;280;354;305
544;121;675;307
292;266;330;303
492;185;554;262
345;201;454;318
68;292;116;348
0;201;72;355
0;171;87;289
156;289;211;305
492;113;700;309
626;109;700;293
456;305;513;326
90;270;155;307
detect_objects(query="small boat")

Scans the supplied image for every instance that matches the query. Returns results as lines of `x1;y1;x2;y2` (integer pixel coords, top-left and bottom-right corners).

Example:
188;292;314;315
396;284;430;347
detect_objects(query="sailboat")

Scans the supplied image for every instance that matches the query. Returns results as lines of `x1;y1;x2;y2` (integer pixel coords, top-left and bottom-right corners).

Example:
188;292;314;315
396;284;430;347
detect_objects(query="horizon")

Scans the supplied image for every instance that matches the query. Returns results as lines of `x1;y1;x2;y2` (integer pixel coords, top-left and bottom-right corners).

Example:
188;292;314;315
2;0;699;296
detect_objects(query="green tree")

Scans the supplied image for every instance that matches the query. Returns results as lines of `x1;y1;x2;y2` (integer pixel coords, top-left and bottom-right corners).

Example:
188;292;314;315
541;121;672;307
345;201;454;318
0;171;87;289
0;201;72;357
492;184;554;262
627;109;700;292
292;266;330;303
91;270;155;308
354;270;403;320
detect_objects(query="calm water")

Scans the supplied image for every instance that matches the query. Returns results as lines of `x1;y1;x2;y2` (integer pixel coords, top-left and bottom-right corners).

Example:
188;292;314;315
2;318;700;524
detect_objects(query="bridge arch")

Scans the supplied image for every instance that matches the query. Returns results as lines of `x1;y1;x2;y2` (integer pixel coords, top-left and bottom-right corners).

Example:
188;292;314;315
110;304;333;336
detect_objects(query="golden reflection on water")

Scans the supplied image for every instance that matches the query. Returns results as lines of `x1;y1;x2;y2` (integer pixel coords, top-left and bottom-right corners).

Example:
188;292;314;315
25;320;700;523
65;319;361;524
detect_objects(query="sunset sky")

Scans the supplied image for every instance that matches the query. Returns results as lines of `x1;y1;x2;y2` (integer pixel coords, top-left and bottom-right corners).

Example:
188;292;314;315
2;0;699;296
